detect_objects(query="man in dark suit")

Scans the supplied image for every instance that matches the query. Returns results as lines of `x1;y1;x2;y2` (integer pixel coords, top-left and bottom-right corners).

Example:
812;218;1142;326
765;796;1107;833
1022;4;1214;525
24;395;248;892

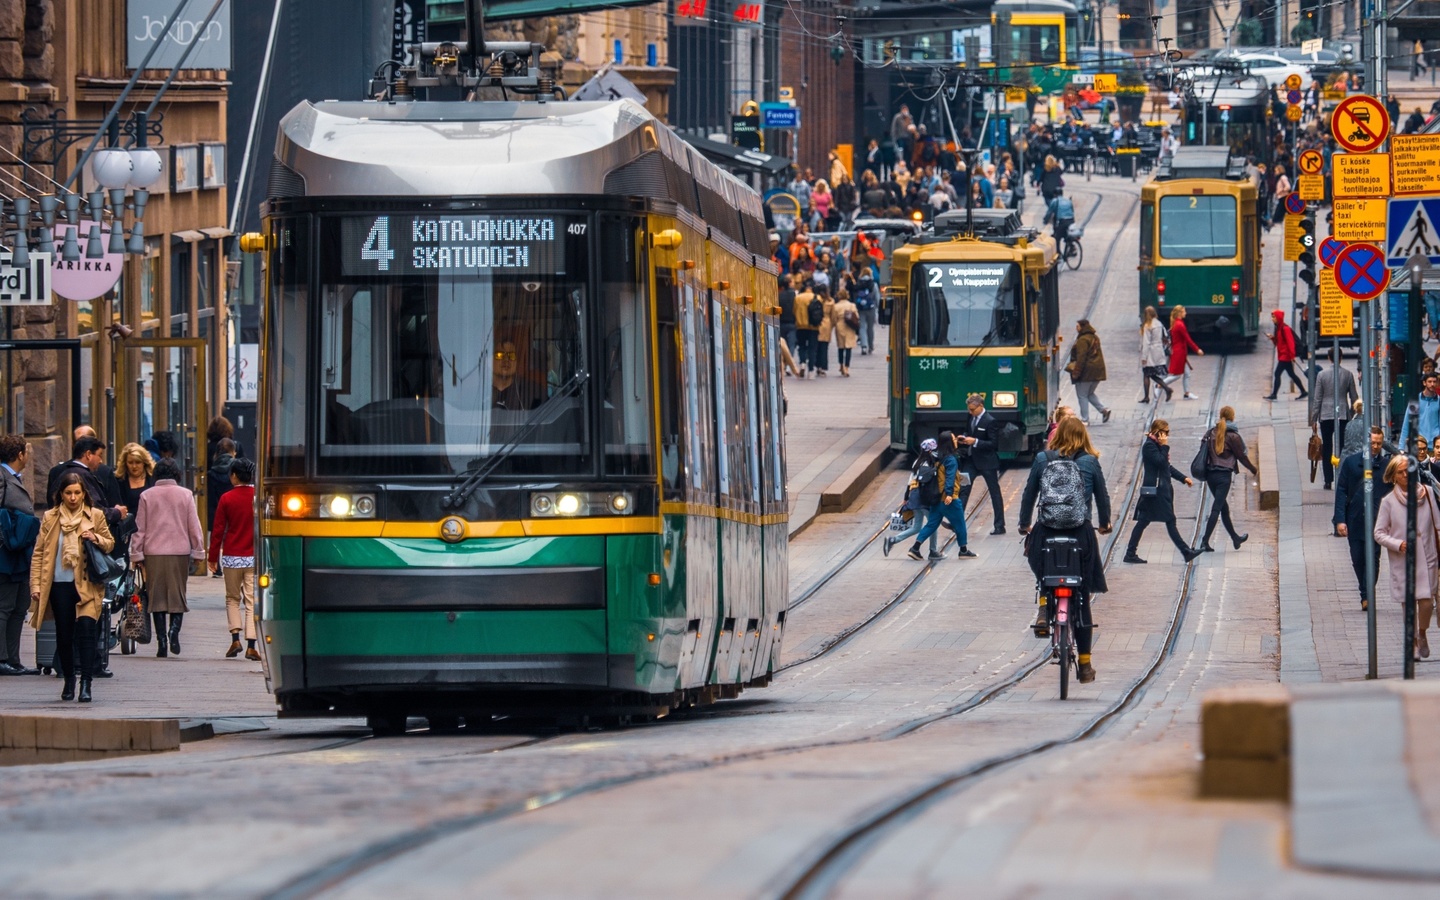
47;433;125;522
0;435;35;674
1334;426;1393;611
959;393;1007;534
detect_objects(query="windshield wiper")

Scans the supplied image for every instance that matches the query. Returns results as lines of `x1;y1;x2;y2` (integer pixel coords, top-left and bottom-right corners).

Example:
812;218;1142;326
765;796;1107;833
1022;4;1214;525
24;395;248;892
441;369;590;511
964;329;996;368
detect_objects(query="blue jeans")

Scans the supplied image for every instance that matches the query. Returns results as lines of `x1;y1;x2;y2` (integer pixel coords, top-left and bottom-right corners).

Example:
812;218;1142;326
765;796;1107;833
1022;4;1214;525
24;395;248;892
914;498;968;547
891;506;938;553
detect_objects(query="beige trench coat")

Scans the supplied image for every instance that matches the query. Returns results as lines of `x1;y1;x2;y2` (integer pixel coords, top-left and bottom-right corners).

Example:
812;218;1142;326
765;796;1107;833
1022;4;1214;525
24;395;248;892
832;298;860;349
29;506;114;625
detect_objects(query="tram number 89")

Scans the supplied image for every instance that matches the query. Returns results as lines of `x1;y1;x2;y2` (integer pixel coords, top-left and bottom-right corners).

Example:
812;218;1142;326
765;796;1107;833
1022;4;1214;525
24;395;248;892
1211;293;1225;303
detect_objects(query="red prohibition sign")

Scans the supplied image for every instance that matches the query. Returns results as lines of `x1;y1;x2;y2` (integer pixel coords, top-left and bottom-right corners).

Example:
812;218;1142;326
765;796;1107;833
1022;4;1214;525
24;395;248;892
1319;236;1348;267
1334;242;1389;301
1330;95;1390;154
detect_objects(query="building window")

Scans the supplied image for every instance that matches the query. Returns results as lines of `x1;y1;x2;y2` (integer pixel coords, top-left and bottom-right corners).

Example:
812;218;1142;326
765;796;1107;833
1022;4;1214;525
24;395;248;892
172;243;192;337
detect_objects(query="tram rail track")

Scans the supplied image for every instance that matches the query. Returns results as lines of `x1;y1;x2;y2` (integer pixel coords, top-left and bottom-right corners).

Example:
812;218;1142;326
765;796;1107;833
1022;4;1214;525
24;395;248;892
774;355;1233;900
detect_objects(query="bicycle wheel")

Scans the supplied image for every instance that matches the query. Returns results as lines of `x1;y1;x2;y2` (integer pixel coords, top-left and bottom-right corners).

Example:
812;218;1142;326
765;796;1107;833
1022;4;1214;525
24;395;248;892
1064;239;1084;271
1058;618;1073;700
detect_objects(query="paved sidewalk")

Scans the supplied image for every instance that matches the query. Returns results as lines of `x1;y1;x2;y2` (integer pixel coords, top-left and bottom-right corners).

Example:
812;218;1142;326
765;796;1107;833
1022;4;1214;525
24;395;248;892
3;573;276;720
782;328;892;537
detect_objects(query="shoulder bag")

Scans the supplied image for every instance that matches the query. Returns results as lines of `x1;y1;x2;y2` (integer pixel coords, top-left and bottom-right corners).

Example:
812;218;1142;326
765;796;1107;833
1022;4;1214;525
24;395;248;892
83;522;126;584
1190;435;1211;481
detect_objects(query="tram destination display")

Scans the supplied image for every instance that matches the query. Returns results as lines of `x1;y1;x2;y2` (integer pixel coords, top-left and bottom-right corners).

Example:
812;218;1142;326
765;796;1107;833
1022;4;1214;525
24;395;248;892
337;214;574;276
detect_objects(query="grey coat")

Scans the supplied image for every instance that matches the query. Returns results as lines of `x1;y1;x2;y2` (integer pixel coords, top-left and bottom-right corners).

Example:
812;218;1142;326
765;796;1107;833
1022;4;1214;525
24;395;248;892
1309;365;1359;426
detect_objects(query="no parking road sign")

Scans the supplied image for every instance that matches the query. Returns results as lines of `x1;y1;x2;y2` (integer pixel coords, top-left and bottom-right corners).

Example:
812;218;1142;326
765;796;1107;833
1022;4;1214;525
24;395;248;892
1387;197;1440;268
1334;243;1391;301
1319;236;1348;267
1284;193;1306;216
1330;95;1391;154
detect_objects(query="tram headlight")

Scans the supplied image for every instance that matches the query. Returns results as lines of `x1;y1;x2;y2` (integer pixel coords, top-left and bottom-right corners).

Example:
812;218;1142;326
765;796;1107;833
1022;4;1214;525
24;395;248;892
319;493;376;519
530;491;637;517
993;391;1018;409
916;391;941;408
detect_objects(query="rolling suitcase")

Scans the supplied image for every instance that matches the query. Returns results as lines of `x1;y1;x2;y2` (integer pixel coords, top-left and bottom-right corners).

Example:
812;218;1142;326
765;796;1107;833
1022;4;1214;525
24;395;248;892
35;619;57;675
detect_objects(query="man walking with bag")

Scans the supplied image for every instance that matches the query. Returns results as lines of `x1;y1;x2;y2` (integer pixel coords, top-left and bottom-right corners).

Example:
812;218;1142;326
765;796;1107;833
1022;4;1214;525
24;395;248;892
1309;348;1358;490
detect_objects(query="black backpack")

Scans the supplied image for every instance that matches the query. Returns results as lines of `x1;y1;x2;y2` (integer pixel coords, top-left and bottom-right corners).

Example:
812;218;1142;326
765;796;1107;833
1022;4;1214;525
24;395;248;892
807;297;824;325
1036;452;1087;529
915;459;941;507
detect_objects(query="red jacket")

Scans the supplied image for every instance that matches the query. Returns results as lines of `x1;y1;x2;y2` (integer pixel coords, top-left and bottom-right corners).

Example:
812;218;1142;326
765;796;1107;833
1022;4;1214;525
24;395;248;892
1167;319;1200;375
1272;322;1297;362
208;484;255;564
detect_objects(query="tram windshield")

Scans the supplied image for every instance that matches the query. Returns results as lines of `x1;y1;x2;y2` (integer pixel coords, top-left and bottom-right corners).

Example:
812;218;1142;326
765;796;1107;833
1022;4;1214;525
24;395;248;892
308;213;593;477
1158;195;1238;260
1008;23;1064;65
911;262;1024;347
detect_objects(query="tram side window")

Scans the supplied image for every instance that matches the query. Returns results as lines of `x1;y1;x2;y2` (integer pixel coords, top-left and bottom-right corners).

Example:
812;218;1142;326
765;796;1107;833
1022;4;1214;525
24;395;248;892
743;316;762;507
265;221;308;479
1158;195;1237;260
600;215;654;477
656;270;684;501
763;322;785;504
911;263;1023;347
1010;24;1061;65
712;298;731;499
1139;204;1154;260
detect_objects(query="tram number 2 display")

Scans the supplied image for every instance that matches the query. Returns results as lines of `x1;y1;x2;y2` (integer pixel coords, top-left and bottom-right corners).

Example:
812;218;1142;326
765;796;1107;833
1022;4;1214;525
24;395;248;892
339;213;574;277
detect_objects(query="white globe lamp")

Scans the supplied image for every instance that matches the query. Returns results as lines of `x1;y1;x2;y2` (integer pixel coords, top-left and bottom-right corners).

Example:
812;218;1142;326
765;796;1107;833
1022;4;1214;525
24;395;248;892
91;148;133;191
127;148;163;189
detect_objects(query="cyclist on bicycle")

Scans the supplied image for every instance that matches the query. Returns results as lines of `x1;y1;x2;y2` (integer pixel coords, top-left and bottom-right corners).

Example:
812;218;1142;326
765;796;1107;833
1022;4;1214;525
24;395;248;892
1018;417;1110;683
1043;188;1075;244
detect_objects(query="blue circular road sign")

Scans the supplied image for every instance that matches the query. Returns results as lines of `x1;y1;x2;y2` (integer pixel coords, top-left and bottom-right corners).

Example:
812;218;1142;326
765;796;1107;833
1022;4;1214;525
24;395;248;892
1285;194;1306;216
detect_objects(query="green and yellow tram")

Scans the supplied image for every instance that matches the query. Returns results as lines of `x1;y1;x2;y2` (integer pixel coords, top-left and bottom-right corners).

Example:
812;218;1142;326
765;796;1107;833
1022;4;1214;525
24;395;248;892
888;209;1062;454
1139;147;1262;341
244;77;786;729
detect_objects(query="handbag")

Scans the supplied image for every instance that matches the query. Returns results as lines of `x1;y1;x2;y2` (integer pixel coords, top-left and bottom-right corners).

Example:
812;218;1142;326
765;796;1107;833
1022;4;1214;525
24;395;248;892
1191;435;1212;481
83;538;126;584
1308;433;1324;483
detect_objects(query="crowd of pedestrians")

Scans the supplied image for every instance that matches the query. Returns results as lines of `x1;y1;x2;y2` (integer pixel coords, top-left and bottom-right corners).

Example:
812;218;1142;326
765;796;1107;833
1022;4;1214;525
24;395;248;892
0;415;256;702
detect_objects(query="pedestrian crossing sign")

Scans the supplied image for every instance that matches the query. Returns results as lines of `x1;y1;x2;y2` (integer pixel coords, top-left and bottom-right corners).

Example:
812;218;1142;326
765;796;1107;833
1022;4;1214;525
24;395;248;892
1386;197;1440;268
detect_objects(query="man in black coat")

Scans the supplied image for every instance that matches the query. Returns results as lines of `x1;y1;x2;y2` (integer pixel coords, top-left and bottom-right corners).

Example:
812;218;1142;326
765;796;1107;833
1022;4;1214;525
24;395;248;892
47;433;125;522
1333;426;1393;610
0;435;35;675
959;394;1007;534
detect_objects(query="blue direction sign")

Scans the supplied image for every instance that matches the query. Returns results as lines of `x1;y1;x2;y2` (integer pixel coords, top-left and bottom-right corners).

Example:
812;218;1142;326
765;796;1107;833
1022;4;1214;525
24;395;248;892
760;102;800;129
1319;236;1347;267
1334;242;1390;301
1285;193;1306;216
1387;197;1440;268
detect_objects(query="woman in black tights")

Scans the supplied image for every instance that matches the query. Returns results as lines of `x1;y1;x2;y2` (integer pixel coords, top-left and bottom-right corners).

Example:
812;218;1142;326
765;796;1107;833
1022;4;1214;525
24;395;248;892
1124;419;1200;564
1194;406;1256;553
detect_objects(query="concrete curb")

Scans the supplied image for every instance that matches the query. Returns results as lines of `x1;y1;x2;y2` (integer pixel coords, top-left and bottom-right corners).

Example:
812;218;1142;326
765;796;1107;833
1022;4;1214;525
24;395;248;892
0;714;180;764
789;437;898;540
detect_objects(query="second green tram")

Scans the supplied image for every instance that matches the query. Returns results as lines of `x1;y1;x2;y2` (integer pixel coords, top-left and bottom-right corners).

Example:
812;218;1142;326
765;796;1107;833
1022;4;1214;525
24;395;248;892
889;209;1062;454
1139;147;1262;341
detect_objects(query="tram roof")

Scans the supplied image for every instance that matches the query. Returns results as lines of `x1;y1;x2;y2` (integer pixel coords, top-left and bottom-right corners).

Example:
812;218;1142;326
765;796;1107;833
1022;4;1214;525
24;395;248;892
272;98;746;201
992;0;1080;14
1153;146;1249;180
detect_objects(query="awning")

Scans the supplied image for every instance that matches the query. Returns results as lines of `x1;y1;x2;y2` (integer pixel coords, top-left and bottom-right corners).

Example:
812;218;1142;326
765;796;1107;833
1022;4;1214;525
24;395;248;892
681;135;791;178
171;230;205;243
200;226;233;239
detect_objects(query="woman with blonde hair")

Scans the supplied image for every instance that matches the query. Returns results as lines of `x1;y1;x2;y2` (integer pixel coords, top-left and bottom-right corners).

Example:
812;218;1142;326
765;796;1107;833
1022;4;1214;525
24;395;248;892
1166;305;1203;399
1341;398;1367;458
811;178;833;230
114;442;155;521
1195;406;1257;553
1020;416;1111;534
1374;455;1440;659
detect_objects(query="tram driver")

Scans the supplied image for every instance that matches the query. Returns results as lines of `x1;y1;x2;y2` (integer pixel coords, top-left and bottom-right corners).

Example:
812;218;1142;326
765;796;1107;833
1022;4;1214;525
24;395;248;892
492;340;542;411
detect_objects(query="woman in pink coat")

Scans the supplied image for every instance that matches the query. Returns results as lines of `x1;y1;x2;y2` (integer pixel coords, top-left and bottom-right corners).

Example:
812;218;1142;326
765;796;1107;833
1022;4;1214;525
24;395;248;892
1166;305;1203;400
1374;455;1440;660
130;458;205;657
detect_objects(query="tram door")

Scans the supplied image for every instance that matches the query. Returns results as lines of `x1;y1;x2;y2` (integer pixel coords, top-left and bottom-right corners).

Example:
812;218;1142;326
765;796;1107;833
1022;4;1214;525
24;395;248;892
115;337;209;510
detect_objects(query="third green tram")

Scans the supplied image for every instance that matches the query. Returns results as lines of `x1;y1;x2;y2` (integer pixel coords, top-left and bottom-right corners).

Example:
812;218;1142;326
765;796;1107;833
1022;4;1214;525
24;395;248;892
1139;147;1262;341
888;209;1062;454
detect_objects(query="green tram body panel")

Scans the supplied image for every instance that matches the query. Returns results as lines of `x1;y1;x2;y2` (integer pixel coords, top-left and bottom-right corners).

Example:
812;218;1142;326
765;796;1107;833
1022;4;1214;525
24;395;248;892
263;521;785;711
1139;167;1262;340
886;216;1062;455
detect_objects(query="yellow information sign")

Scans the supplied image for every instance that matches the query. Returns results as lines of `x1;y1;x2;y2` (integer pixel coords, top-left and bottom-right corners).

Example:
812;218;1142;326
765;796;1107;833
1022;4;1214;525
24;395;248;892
1319;269;1354;334
1093;73;1117;93
1332;199;1387;241
1332;152;1391;198
1287;104;1304;122
1005;87;1029;103
1284;214;1304;262
1390;134;1440;195
1298;174;1325;201
1323;86;1347;101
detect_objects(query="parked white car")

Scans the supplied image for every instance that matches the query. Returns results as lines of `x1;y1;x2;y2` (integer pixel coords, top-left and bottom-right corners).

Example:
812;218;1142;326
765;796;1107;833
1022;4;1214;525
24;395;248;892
1229;51;1314;88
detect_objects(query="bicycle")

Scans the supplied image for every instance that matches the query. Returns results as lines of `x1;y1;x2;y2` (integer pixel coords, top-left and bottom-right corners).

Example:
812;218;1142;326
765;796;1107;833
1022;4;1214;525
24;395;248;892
1034;533;1085;699
1060;225;1084;271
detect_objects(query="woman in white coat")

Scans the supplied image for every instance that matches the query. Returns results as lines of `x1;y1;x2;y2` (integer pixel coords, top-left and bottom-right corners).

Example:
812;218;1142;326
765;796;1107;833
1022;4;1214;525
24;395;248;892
1138;305;1172;403
1374;455;1440;660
